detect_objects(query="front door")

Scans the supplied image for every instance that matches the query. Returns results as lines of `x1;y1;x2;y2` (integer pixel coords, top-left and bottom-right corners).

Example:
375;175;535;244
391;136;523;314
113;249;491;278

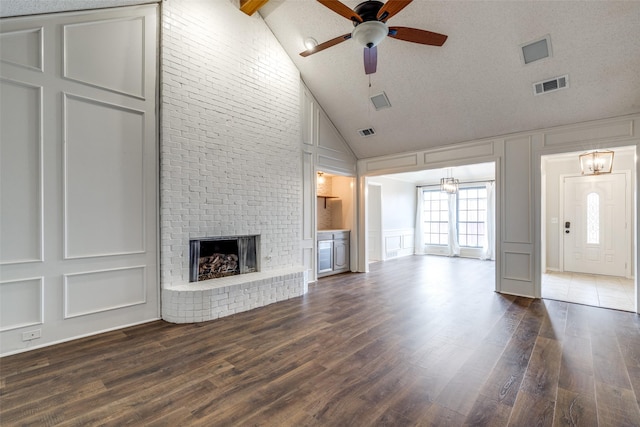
563;173;627;276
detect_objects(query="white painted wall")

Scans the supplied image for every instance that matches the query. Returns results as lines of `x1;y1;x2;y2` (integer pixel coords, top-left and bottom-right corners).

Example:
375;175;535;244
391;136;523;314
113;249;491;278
368;176;416;230
358;114;640;304
0;5;159;356
366;176;416;259
160;0;303;286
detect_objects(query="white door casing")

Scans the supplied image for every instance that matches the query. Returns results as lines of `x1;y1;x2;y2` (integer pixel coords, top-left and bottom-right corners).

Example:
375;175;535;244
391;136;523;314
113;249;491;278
562;173;628;277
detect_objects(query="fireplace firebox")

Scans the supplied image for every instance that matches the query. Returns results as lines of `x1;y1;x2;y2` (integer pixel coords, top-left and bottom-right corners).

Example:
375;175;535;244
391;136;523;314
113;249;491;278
189;235;259;282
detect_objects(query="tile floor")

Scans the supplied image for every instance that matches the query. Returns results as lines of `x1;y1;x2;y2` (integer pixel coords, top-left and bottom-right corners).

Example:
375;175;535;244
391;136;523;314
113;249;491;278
542;271;636;312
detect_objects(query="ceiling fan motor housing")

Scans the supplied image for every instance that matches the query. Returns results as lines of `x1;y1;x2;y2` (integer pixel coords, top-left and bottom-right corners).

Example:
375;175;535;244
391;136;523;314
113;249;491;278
353;1;385;23
352;1;388;48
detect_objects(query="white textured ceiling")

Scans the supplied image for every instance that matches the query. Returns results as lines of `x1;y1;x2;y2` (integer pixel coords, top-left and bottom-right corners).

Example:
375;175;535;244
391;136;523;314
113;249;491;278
261;0;640;159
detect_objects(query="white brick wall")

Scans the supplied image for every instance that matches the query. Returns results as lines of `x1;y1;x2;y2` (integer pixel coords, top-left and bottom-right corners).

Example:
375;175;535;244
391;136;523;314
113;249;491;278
162;267;307;323
160;0;302;287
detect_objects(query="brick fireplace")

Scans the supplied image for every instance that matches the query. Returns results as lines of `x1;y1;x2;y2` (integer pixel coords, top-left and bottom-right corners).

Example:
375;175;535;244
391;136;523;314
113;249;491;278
159;0;306;323
189;235;259;282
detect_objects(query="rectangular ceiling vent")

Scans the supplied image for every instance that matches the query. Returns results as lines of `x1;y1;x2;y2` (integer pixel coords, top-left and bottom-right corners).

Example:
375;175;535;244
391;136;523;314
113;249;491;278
358;127;376;137
520;35;552;65
370;92;391;110
533;74;568;96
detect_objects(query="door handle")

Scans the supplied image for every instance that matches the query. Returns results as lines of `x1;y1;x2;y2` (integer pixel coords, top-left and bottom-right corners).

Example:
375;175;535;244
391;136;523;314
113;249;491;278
564;221;570;234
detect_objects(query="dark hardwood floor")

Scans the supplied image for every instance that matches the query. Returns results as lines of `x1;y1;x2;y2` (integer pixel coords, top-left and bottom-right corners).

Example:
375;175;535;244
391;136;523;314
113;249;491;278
2;255;640;426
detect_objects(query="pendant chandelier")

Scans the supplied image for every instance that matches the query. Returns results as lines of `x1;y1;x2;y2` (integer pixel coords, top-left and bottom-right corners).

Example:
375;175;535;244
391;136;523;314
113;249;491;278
440;169;459;194
579;150;614;175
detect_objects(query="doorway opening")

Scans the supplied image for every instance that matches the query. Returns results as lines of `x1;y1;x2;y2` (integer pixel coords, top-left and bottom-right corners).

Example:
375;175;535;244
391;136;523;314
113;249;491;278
366;162;497;290
540;146;636;311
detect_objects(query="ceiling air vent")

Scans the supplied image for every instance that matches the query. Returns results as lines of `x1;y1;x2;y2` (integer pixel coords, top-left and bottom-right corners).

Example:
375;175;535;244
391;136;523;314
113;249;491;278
358;127;376;137
520;35;552;65
533;74;568;96
370;92;391;110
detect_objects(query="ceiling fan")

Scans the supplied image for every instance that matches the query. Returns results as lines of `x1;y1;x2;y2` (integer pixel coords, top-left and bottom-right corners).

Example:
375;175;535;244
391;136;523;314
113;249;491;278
300;0;448;75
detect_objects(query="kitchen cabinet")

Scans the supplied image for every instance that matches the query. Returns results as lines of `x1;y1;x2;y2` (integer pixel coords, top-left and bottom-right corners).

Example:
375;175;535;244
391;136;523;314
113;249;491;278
317;230;350;277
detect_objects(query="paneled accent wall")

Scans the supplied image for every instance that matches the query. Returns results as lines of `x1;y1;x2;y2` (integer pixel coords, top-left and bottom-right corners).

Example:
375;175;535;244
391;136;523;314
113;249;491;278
358;114;640;302
383;229;415;259
0;5;159;355
300;84;357;281
500;136;534;296
160;0;303;286
0;79;42;264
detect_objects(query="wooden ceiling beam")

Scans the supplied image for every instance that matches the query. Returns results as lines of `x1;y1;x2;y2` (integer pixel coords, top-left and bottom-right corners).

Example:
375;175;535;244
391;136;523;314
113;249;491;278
240;0;269;16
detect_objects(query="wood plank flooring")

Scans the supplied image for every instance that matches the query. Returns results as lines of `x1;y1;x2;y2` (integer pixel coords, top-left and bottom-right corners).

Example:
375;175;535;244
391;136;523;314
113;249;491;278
2;255;640;426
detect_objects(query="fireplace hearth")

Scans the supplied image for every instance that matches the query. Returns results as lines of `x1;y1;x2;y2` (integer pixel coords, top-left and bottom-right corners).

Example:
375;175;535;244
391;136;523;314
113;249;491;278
189;235;259;282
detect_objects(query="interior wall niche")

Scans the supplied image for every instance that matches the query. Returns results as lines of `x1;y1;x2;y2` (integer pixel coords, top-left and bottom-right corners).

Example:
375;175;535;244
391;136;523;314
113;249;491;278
189;235;259;282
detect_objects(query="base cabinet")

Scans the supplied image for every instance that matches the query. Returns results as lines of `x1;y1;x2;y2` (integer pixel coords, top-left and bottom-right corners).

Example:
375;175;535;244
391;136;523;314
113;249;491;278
317;231;350;277
333;238;348;271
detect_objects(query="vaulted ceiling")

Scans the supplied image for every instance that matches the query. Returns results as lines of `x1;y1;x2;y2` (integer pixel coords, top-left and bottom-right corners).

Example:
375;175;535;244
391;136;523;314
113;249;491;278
260;0;640;159
3;0;639;162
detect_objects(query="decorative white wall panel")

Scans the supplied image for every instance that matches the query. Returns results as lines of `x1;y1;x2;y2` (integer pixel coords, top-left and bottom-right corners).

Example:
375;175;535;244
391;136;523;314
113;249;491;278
64;94;145;258
425;141;494;165
504;251;532;281
504;136;532;244
318;110;349;154
64;267;146;318
302;150;315;280
301;88;315;147
64;17;145;97
0;28;42;70
403;234;414;249
385;235;402;251
0;4;159;356
383;229;414;259
366;154;419;173
544;119;633;146
0;79;42;264
317;154;355;175
0;278;43;331
317;109;357;174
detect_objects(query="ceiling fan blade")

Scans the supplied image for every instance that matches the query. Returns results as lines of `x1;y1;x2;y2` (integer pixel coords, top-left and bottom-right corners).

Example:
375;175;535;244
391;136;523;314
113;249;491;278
317;0;363;23
388;26;448;46
377;0;413;22
364;46;377;75
300;33;352;57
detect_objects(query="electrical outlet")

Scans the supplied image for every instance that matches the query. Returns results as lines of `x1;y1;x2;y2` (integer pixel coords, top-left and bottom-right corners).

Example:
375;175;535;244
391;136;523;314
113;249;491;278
22;329;41;341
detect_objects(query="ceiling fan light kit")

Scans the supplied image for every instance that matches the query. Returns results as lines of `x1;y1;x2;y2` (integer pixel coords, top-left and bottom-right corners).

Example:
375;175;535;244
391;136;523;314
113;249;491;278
352;21;388;48
300;0;448;75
